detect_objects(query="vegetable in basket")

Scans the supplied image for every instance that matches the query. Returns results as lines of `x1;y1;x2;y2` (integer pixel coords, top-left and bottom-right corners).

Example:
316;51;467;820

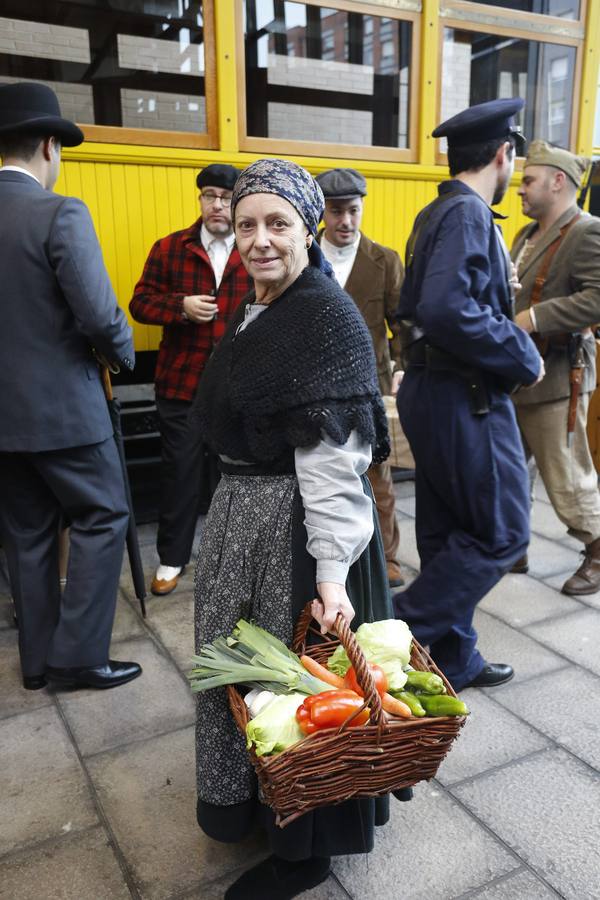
395;691;426;717
296;690;370;735
343;662;388;697
327;619;412;692
403;670;446;695
418;695;470;717
300;654;412;719
245;693;306;756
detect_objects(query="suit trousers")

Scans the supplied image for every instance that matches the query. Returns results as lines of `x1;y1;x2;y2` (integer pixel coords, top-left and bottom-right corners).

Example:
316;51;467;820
367;461;400;564
156;396;214;568
0;439;129;677
516;392;600;545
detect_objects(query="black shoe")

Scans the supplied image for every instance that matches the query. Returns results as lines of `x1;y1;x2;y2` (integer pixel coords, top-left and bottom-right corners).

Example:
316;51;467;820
464;663;514;688
510;554;529;574
46;660;142;689
224;855;331;900
23;674;47;691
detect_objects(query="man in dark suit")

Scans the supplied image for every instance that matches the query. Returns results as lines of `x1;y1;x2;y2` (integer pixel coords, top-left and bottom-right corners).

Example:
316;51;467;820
316;168;405;588
0;82;141;690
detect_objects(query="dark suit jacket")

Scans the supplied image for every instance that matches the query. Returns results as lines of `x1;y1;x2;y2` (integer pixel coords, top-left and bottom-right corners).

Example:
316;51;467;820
319;231;403;395
0;170;134;451
511;205;600;405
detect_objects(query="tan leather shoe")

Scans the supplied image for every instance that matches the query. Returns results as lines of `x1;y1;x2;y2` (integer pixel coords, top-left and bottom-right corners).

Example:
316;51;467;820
561;539;600;595
387;560;405;588
510;554;529;574
151;566;183;596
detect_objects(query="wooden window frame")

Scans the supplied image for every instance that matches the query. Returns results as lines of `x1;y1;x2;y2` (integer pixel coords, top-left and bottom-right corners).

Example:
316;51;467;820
235;0;421;163
76;0;218;149
436;0;585;163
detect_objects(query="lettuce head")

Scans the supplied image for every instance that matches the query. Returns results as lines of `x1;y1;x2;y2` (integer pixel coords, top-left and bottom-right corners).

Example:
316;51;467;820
327;619;412;692
245;693;305;757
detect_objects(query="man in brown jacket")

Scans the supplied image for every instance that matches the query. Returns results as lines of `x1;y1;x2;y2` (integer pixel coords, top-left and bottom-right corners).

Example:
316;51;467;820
512;141;600;595
316;167;405;588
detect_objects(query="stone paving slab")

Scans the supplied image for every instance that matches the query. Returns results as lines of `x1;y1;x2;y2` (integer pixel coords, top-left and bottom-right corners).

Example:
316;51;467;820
458;868;562;899
0;632;53;721
112;593;146;642
396;518;421;571
529;499;574;545
472;610;568;684
395;494;416;517
479;573;583;628
489;666;600;771
0;826;131;900
435;689;550;786
54;638;195;758
1;705;99;856
525;607;600;676
524;534;581;579
86;727;266;900
145;590;195;673
332;787;518;900
541;572;600;612
451;747;600;900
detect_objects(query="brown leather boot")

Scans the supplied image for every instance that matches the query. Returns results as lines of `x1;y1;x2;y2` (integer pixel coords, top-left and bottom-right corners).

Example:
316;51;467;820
561;538;600;595
510;554;529;574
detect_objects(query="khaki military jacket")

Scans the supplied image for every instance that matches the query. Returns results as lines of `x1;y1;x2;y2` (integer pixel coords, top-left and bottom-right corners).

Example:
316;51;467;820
319;231;404;396
511;206;600;405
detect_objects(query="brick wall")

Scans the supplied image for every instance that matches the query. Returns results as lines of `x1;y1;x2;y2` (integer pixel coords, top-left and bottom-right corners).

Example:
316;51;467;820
121;88;205;131
0;16;90;64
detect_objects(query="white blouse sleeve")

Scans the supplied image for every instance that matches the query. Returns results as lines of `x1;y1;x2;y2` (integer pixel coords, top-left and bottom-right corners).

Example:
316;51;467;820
294;430;374;585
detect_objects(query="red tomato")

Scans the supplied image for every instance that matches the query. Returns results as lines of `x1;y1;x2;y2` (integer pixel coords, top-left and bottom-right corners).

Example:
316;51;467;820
343;663;388;697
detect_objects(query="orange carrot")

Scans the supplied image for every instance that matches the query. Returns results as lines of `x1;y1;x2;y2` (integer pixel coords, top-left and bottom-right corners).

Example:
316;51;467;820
381;693;412;719
300;655;345;688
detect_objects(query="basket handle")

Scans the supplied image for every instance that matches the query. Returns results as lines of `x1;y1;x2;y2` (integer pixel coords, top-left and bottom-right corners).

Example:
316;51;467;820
292;602;385;726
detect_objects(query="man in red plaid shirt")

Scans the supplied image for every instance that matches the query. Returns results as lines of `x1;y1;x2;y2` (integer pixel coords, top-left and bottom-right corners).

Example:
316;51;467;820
130;164;251;596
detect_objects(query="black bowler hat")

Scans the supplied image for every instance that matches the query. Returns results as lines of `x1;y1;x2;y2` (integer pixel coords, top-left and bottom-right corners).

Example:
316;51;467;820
0;81;84;147
316;168;367;199
433;98;526;155
196;164;241;191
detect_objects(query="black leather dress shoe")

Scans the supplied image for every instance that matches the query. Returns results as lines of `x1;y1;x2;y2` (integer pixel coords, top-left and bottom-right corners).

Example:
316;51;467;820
23;674;47;691
46;659;142;689
224;855;331;900
465;663;514;688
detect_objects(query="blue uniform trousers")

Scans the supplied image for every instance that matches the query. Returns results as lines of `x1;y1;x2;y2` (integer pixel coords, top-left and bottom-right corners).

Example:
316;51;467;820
394;368;530;690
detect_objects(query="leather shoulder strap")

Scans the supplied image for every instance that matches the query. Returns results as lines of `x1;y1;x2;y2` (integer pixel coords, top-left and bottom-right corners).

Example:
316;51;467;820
530;211;582;307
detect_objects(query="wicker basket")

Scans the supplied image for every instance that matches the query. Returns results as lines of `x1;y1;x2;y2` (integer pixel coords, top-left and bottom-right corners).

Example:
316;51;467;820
227;603;466;827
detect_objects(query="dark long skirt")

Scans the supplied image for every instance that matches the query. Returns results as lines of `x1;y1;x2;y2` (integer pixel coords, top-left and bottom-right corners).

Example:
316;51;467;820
194;469;402;861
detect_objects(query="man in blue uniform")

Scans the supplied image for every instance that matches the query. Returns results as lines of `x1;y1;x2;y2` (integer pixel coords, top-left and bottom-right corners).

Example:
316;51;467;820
393;99;544;691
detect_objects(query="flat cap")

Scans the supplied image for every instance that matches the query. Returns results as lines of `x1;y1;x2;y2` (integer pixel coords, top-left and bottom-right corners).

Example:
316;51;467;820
196;163;241;191
525;140;589;188
433;98;526;155
316;168;367;199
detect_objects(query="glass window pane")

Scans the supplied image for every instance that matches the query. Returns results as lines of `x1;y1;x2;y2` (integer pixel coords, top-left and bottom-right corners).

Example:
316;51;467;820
459;0;579;20
0;1;207;134
441;28;576;149
244;0;412;149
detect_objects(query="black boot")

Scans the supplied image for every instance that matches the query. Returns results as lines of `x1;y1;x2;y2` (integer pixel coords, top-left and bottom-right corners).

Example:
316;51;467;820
224;854;331;900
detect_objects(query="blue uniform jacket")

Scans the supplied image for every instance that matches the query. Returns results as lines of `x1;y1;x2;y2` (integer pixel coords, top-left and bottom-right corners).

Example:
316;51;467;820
397;180;540;385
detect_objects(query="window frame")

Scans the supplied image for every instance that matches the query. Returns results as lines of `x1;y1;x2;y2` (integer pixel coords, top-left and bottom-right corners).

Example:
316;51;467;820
30;0;219;149
436;10;583;163
235;0;421;163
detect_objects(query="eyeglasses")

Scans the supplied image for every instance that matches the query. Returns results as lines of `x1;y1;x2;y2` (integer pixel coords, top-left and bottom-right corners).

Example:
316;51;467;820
201;191;233;207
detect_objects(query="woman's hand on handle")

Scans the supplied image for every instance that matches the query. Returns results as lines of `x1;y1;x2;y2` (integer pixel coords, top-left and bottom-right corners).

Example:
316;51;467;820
312;582;355;635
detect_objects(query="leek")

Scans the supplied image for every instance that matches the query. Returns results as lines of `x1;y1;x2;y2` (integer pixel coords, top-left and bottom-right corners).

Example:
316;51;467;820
188;619;332;695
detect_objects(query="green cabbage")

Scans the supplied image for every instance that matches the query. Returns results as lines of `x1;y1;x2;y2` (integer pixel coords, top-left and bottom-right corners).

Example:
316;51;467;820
327;619;412;692
245;693;305;756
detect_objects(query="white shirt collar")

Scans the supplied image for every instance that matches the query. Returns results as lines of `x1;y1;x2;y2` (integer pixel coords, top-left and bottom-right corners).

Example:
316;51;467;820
0;165;41;185
200;223;235;254
321;232;360;259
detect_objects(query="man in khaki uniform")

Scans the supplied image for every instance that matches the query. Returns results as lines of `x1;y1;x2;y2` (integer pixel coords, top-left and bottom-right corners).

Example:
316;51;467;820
316;168;404;588
512;141;600;595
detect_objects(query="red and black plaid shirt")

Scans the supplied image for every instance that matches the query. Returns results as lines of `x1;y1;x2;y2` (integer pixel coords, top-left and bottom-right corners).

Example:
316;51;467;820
130;217;252;401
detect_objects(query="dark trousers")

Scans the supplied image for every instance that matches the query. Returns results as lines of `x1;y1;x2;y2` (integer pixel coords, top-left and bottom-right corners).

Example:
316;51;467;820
156;396;218;568
394;369;530;690
0;439;129;677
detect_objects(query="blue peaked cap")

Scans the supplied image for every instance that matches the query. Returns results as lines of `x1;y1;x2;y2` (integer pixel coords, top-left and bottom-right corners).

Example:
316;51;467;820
433;98;526;154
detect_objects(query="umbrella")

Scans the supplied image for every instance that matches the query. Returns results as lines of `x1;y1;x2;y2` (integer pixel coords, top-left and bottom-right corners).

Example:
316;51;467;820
101;367;147;618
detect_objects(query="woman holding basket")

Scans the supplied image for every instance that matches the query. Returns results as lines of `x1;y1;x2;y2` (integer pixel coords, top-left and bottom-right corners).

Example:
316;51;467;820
191;158;410;899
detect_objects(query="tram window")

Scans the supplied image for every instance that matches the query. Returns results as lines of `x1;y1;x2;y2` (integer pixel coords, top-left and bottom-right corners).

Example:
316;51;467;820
243;0;412;150
0;1;209;136
441;28;576;149
458;0;579;19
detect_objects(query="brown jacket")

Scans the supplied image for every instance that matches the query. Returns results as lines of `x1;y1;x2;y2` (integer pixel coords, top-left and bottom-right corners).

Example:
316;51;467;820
319;231;404;396
511;206;600;405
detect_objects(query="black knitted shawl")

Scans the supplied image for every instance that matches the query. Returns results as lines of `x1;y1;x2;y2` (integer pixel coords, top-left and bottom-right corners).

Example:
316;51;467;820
191;266;390;466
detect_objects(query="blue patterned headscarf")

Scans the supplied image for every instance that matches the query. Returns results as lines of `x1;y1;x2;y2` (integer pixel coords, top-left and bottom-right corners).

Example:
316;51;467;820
231;158;333;276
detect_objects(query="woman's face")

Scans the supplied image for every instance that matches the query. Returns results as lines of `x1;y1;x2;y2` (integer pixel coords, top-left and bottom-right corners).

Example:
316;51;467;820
234;193;310;293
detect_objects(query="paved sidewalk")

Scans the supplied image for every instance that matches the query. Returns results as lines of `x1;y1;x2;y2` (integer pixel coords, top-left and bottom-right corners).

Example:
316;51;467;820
2;479;600;900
